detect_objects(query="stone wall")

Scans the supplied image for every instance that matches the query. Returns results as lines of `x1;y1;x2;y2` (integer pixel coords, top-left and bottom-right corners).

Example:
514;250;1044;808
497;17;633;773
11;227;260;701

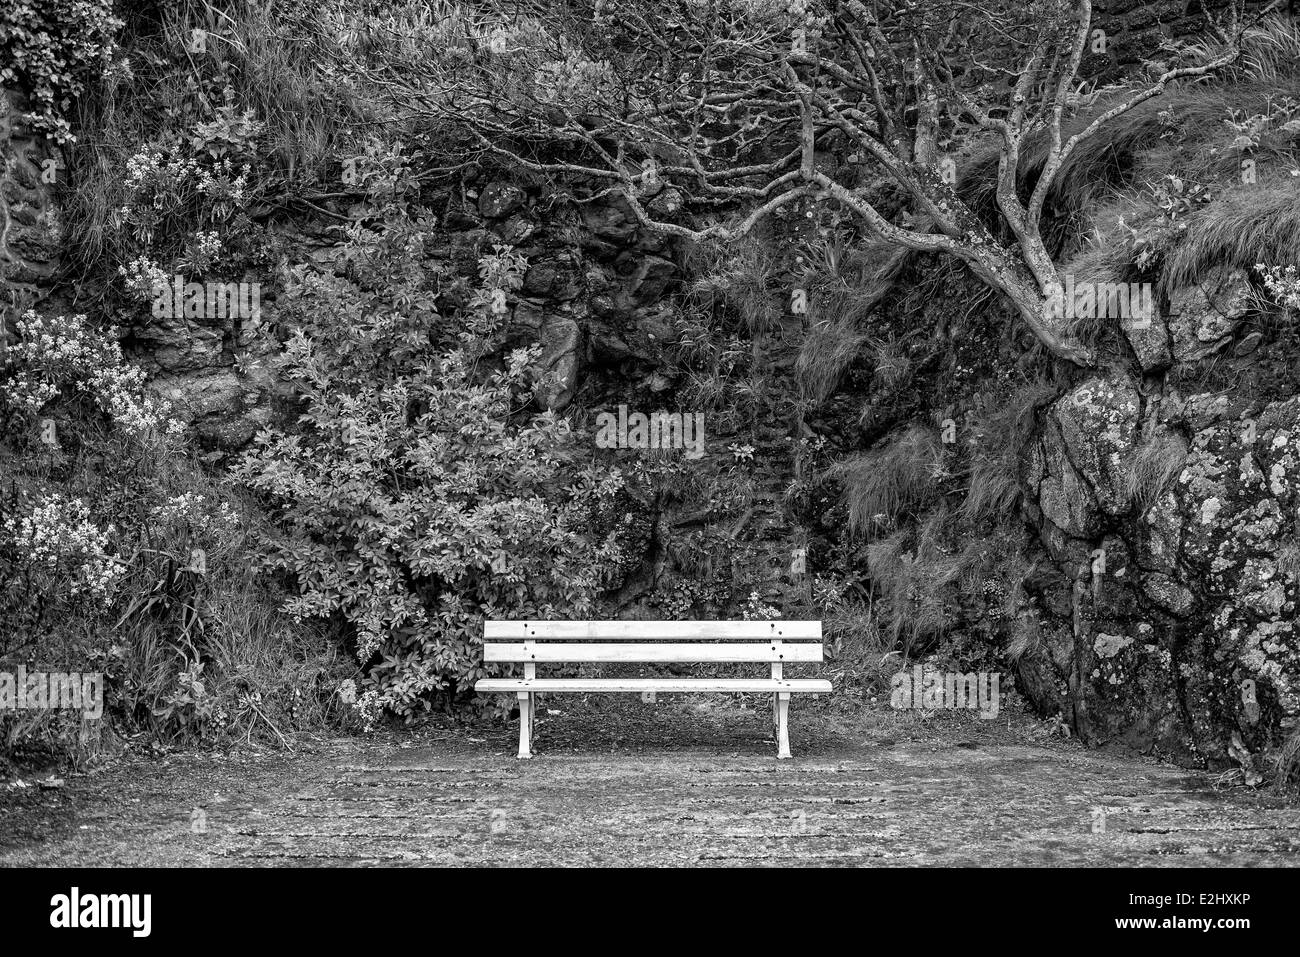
126;177;686;452
0;90;63;347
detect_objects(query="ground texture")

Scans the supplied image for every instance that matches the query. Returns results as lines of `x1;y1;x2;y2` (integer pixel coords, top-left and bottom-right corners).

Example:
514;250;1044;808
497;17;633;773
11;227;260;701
3;697;1299;866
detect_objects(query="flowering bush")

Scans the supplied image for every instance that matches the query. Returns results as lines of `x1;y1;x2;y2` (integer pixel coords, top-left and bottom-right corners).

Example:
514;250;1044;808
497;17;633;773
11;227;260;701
120;147;253;228
2;494;123;602
0;311;181;439
110;93;261;304
1;306;349;758
117;256;170;303
0;310;182;666
740;591;781;621
355;690;384;733
181;231;225;272
812;575;847;609
150;493;240;534
116;141;254;267
1256;263;1300;311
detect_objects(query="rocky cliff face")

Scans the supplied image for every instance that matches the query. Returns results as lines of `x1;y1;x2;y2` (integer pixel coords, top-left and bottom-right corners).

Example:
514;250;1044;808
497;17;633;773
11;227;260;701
1016;268;1298;771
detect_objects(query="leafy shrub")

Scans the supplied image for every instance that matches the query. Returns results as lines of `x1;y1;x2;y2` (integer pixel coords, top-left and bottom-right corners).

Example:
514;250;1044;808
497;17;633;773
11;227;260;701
233;234;631;724
0;312;341;764
0;0;122;142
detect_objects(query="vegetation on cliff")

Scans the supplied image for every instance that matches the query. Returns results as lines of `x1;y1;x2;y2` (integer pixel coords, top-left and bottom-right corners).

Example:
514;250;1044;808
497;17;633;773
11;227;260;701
2;0;1300;791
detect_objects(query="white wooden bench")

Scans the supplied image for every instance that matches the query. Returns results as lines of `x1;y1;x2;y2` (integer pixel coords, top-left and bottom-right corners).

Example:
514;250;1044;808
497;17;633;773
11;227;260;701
475;620;830;759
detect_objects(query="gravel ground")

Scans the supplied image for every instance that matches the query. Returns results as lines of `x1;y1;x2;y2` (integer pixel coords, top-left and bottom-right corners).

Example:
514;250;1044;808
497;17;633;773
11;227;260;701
3;695;1298;866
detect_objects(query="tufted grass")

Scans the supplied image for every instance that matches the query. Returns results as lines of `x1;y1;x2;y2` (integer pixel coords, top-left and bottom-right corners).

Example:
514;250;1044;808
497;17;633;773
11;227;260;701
63;0;389;276
1124;430;1189;513
831;424;944;537
862;506;977;656
1278;727;1300;790
1159;179;1300;294
795;307;871;405
962;381;1058;526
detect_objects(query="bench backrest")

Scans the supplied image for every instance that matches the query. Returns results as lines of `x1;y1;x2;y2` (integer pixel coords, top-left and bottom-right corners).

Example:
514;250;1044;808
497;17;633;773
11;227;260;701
483;620;823;664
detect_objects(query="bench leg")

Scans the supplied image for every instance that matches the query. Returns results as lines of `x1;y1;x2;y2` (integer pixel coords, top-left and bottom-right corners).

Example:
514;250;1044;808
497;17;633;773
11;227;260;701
528;692;536;744
517;692;532;759
772;693;779;743
776;692;791;760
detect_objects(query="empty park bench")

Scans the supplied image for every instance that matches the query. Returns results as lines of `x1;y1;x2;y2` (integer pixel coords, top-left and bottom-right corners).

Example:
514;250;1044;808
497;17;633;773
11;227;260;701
476;620;831;759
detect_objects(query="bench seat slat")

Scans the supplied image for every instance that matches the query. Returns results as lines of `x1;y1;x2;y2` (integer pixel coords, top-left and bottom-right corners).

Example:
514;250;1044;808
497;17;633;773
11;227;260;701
483;620;821;640
475;678;832;693
483;642;822;663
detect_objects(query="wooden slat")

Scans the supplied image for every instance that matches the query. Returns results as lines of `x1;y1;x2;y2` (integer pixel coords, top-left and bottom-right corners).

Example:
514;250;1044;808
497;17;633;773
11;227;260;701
484;642;823;663
475;678;832;693
483;620;821;640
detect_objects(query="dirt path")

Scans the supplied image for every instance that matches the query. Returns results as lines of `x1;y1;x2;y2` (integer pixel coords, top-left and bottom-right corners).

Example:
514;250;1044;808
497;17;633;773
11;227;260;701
3;697;1299;866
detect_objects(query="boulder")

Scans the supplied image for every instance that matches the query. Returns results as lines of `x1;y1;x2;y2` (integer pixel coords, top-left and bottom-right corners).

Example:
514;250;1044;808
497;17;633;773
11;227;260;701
477;181;527;220
136;314;227;373
1029;377;1142;539
581;195;641;244
1166;266;1252;364
627;254;679;305
522;253;582;300
150;368;269;449
496;212;539;245
1022;392;1300;763
1122;316;1172;372
532;314;582;411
